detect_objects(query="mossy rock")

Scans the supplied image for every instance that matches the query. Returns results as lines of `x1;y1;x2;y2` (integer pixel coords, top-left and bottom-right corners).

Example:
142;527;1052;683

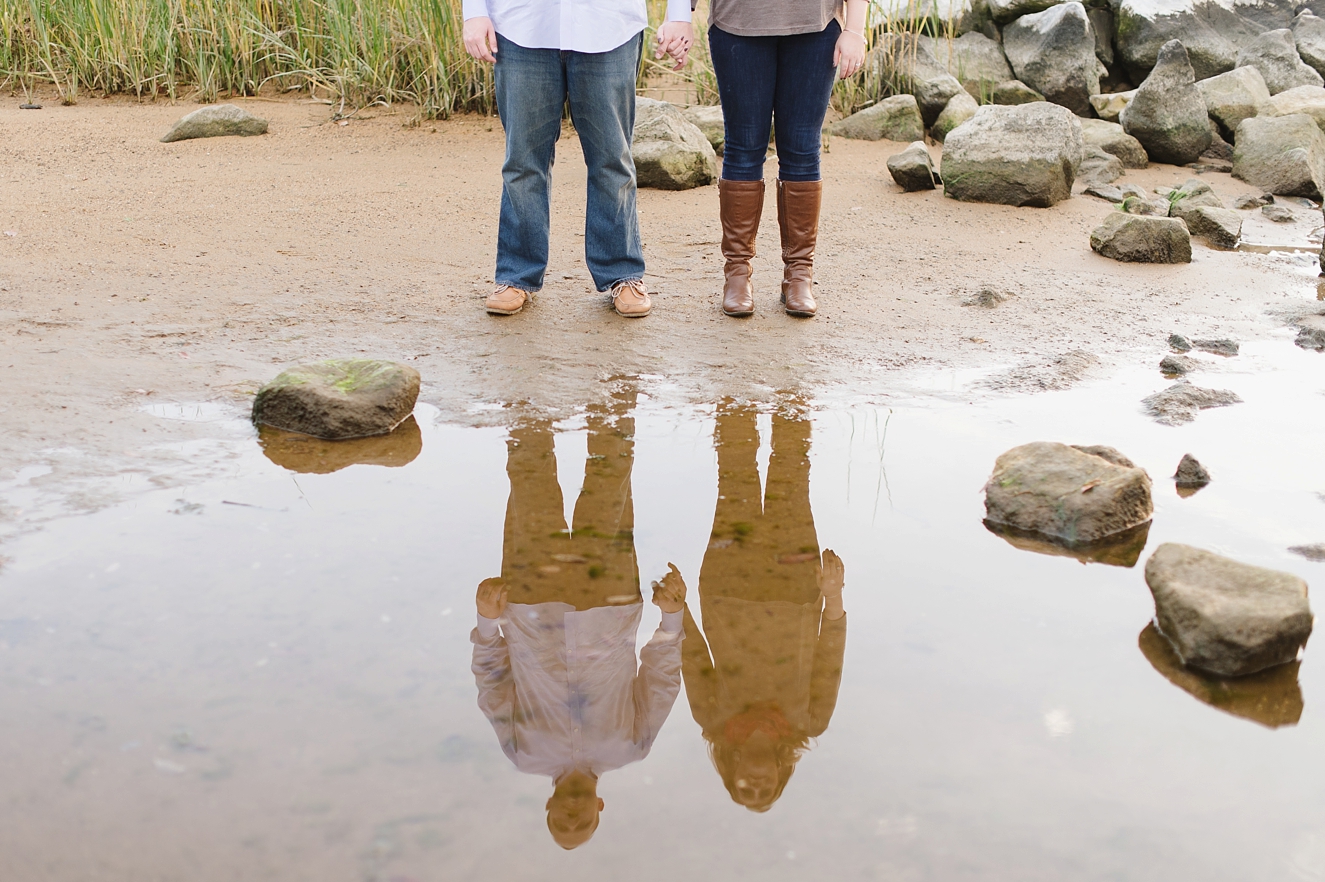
252;358;420;440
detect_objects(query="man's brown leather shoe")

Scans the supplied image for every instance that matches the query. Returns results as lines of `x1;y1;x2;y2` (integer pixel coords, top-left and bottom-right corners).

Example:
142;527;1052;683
610;278;652;317
485;285;529;315
719;179;765;317
777;179;822;318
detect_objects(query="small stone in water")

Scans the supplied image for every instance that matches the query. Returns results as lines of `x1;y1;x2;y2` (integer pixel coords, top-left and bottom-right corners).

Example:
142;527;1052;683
1174;453;1211;487
1168;333;1193;352
1192;338;1238;356
1160;354;1198;376
1262;204;1295;222
1289;544;1325;561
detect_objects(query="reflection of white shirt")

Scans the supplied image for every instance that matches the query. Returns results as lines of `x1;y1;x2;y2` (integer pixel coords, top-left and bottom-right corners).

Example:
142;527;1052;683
461;0;691;55
471;602;683;780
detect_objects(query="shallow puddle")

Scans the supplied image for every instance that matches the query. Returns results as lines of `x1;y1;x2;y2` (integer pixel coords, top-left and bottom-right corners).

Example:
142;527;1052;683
5;340;1325;880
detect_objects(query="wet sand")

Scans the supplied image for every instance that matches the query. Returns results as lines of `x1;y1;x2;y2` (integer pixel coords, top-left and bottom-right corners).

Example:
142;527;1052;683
0;94;1320;515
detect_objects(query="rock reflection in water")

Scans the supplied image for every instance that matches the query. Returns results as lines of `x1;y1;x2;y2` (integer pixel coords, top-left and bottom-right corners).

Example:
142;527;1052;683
469;388;684;848
683;403;846;813
1139;623;1304;729
256;415;422;473
983;519;1152;567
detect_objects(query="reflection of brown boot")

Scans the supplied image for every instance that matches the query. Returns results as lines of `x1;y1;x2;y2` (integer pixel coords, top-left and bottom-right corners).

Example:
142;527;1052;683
719;179;765;317
776;180;822;318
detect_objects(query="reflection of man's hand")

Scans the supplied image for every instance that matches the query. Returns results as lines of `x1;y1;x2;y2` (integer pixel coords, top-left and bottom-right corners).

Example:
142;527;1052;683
650;563;687;613
476;578;509;619
817;549;845;597
818;550;846;619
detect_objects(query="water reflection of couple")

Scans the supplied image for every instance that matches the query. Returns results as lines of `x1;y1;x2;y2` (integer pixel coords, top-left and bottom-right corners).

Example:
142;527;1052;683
470;392;847;846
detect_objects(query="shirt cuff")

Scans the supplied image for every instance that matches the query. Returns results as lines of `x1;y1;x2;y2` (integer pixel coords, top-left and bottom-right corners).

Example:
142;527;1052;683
476;614;501;639
660;610;684;632
665;0;693;23
461;0;490;20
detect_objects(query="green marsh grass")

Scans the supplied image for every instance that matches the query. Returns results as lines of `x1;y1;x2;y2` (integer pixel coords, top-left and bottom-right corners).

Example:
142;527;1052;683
2;0;951;118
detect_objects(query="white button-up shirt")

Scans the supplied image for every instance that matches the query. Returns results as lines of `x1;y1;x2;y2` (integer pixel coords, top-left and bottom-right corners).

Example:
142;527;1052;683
462;0;691;54
471;601;684;780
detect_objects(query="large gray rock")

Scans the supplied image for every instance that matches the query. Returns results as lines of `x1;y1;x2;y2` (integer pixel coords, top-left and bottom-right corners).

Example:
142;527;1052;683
1146;543;1313;677
932;91;980;142
1264;84;1325;132
1089;89;1134;122
1079;146;1125;183
1198;65;1272;140
921;32;1017;92
941;102;1083;206
1003;2;1103;117
1293;10;1325;79
829;94;925;142
1091;212;1193;262
633;98;718;190
1120;40;1213;165
161;104;269;143
1114;0;1240;82
992;79;1048;104
1233;113;1325;197
887;141;940;191
1080;118;1149;167
1142;380;1241;424
916;74;965;126
1236;28;1323;94
680;104;725;155
252;359;421;440
983;442;1154;545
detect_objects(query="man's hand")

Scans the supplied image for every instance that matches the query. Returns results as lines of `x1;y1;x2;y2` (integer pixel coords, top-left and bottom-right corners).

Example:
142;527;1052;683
476;577;508;619
464;17;498;63
651;563;687;614
655;21;694;71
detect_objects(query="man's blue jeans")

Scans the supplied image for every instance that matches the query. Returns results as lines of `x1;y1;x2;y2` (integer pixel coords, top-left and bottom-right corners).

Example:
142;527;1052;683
708;22;840;182
493;33;645;293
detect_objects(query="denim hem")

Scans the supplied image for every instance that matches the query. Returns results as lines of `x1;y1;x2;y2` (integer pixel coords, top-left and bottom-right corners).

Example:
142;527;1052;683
495;281;541;294
601;276;644;293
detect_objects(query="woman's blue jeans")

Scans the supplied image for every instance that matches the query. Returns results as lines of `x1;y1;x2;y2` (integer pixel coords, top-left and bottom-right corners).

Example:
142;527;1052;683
492;33;645;293
709;22;840;183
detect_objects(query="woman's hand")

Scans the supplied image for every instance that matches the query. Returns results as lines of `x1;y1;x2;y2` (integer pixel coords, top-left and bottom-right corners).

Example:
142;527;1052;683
651;562;688;613
463;17;498;63
476;577;508;619
656;20;695;71
834;28;866;80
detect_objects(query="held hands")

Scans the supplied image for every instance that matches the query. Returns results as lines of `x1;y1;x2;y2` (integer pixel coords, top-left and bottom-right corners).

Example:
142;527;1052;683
463;16;498;63
655;21;695;71
476;577;509;619
834;29;866;80
818;549;846;619
651;563;687;614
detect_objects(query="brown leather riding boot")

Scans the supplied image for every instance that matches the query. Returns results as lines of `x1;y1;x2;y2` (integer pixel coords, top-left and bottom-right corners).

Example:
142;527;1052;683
719;179;765;317
777;179;822;318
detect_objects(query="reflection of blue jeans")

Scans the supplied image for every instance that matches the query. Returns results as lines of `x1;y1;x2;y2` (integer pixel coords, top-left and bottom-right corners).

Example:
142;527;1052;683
493;33;645;293
709;22;840;182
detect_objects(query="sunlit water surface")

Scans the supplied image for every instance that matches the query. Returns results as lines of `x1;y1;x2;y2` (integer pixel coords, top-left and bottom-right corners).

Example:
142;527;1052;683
4;340;1325;881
